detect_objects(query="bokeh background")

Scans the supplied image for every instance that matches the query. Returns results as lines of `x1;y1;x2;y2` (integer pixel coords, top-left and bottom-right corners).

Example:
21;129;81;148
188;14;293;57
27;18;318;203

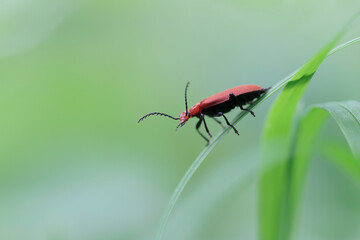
1;0;360;239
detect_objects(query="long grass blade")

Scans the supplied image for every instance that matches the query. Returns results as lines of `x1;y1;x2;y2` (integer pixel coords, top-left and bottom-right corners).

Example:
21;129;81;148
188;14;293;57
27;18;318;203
155;35;360;240
286;101;360;239
320;141;360;183
258;11;360;239
258;29;344;240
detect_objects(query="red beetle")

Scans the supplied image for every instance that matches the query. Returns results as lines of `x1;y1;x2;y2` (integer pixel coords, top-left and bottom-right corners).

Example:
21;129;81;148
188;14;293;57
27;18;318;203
138;82;269;144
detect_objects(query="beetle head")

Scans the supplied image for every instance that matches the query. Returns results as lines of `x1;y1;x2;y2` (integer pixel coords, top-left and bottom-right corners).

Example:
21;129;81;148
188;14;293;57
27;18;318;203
177;102;201;130
179;111;190;124
177;111;190;130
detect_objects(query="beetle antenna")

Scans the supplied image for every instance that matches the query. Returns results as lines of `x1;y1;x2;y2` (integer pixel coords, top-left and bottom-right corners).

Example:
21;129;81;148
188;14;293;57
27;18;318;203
138;112;179;123
184;82;190;115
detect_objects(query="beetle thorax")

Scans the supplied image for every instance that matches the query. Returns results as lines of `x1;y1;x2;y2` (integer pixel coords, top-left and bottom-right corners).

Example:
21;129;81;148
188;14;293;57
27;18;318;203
189;103;201;116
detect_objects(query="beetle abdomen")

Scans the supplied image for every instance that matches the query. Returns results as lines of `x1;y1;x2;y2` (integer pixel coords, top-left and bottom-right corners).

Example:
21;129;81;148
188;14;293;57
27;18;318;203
235;88;267;104
201;88;268;116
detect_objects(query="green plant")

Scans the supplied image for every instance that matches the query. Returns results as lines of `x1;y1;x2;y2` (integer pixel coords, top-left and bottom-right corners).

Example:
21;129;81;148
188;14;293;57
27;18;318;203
277;101;360;240
155;17;360;240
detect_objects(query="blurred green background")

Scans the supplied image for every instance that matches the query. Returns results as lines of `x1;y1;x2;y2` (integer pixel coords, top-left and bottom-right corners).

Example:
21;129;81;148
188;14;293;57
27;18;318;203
1;0;360;239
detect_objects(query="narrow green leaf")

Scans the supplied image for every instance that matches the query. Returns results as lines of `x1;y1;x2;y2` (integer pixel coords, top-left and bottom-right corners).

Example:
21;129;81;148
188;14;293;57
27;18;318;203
320;101;360;159
258;34;342;240
320;141;360;183
155;35;360;240
285;108;329;240
286;101;360;240
258;13;360;240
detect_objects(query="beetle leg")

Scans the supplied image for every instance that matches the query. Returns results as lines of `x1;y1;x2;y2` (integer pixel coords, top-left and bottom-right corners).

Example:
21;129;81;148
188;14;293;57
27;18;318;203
240;105;256;117
201;114;212;138
196;118;209;145
222;114;239;136
229;93;256;117
211;117;225;128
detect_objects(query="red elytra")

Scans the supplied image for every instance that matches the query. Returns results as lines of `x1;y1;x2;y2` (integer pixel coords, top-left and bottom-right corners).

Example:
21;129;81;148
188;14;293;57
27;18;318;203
138;83;269;144
201;85;263;108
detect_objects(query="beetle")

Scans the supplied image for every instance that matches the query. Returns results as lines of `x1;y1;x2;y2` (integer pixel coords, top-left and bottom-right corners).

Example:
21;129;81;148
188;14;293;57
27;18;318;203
138;82;269;144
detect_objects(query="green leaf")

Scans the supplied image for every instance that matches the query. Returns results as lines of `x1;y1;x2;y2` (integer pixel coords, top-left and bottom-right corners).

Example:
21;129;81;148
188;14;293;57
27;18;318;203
286;101;360;239
284;107;329;240
155;36;360;240
320;141;360;183
319;101;360;158
258;31;343;240
258;12;360;240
